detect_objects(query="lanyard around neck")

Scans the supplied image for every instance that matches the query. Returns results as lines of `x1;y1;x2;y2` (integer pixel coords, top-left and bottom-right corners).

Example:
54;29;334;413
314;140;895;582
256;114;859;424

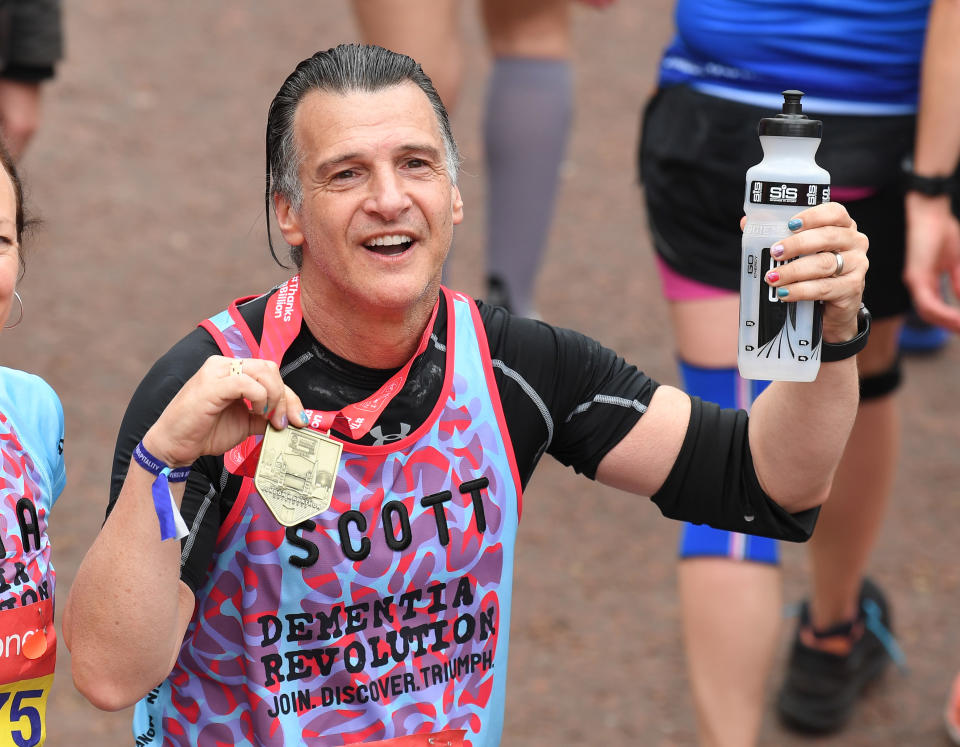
259;275;440;440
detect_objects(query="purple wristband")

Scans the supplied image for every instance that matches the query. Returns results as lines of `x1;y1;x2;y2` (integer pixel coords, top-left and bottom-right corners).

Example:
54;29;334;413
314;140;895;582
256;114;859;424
133;441;191;541
132;441;191;482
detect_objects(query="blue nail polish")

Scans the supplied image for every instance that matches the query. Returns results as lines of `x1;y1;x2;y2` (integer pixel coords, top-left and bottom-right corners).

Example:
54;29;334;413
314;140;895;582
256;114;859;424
300;411;309;425
777;287;790;298
263;404;269;415
280;414;288;429
771;244;785;258
788;218;802;231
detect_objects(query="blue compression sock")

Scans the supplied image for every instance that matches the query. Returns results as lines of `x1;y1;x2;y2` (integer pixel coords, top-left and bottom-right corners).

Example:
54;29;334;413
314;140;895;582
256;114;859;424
484;57;572;317
676;360;779;564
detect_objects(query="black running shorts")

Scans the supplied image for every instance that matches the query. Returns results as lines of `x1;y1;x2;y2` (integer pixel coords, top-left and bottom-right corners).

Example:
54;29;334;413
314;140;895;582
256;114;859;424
637;85;938;319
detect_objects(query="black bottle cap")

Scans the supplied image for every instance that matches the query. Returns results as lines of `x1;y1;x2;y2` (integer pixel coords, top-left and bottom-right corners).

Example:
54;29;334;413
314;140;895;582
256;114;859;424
758;90;822;138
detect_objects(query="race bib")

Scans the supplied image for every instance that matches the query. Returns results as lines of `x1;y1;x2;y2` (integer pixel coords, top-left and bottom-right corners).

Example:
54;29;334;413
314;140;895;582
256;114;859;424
0;599;55;747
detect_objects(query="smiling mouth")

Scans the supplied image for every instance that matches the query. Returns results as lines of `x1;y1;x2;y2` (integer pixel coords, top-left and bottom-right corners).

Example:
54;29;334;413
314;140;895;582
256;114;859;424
364;234;415;256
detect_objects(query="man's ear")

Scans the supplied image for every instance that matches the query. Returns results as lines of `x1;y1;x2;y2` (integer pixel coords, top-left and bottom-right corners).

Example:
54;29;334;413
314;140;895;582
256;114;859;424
274;193;305;247
451;185;464;225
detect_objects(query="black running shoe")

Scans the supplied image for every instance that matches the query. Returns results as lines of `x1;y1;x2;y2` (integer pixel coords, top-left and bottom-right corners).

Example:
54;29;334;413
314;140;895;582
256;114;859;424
776;578;896;734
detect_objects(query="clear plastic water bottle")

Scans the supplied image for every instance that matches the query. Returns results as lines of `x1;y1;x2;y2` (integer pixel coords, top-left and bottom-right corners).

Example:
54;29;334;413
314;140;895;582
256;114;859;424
738;90;831;382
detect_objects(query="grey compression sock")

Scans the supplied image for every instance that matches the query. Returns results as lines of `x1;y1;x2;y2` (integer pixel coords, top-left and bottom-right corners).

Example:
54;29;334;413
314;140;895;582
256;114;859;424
483;56;573;316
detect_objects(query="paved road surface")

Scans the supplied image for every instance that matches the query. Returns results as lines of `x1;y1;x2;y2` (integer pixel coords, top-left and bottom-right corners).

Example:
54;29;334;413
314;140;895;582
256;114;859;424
9;2;960;744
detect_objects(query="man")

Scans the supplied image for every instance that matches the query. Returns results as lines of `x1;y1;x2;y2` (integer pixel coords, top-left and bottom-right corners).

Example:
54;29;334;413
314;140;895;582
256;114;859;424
65;45;869;746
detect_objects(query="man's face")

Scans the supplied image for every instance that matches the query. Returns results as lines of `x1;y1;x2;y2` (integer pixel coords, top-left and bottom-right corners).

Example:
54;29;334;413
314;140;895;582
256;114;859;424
276;83;463;314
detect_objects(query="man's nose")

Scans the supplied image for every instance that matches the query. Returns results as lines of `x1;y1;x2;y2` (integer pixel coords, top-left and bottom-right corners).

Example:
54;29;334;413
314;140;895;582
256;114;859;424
363;167;412;221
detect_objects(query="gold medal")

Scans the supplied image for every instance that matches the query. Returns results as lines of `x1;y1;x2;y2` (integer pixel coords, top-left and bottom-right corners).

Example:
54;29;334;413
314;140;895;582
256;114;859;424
254;424;343;526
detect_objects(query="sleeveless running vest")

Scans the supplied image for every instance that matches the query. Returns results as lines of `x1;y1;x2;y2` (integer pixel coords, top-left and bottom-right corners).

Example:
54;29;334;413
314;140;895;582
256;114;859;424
133;289;522;746
0;368;64;747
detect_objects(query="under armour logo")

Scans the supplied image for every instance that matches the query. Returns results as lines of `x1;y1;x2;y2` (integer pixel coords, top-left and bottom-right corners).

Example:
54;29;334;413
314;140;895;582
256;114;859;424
369;423;411;446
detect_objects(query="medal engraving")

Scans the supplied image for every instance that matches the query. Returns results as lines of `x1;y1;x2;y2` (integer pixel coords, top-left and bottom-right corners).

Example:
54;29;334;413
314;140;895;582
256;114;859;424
254;424;343;526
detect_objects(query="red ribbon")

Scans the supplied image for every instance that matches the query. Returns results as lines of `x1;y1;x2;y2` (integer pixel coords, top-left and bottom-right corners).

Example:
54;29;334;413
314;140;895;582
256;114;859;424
226;276;439;477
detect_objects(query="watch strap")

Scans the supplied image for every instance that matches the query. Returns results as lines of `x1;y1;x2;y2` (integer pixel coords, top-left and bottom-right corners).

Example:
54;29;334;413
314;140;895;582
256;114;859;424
821;305;871;362
902;158;957;197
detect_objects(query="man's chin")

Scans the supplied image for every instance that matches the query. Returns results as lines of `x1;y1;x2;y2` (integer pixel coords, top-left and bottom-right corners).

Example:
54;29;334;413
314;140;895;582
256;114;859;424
355;276;442;313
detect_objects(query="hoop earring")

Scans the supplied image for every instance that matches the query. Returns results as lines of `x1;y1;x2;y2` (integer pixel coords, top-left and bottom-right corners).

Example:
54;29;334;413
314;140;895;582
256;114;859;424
4;290;23;329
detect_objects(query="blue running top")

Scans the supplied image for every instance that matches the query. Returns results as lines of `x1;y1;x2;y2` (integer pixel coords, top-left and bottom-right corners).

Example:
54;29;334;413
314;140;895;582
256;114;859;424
659;0;931;114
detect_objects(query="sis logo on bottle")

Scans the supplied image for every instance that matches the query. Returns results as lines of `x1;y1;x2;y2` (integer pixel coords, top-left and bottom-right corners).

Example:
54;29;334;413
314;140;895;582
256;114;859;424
750;181;829;206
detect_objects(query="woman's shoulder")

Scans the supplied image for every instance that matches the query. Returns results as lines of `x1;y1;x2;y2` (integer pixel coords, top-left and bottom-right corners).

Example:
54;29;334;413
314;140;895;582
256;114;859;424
0;366;65;501
0;366;62;415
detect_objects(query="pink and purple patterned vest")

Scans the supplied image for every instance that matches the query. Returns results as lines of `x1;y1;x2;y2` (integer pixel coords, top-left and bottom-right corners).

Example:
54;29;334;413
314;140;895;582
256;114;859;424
133;289;522;746
0;369;64;747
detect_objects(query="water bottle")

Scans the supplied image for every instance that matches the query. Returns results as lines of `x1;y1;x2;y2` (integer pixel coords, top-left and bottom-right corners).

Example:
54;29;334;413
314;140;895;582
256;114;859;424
738;90;831;382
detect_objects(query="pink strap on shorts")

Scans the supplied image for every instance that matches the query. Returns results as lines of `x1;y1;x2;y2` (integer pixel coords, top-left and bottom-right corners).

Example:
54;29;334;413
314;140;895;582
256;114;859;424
830;185;878;203
655;256;735;302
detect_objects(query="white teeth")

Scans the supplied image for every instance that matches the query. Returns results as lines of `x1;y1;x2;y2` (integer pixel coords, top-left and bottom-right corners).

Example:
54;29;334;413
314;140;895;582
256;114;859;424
367;234;413;247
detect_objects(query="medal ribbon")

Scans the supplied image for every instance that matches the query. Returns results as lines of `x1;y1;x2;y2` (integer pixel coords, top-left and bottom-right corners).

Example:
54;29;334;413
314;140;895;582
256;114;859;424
260;274;439;440
227;275;439;479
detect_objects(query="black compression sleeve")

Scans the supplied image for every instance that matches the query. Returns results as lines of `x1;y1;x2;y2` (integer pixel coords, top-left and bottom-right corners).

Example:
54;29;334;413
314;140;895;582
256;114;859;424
650;397;819;542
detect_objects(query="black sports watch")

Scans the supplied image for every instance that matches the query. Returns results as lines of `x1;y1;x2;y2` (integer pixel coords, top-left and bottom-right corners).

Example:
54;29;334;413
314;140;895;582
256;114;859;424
902;157;957;197
821;304;871;362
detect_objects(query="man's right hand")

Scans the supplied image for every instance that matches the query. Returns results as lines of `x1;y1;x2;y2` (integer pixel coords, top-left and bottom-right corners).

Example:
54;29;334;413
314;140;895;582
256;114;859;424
66;354;308;711
143;355;307;469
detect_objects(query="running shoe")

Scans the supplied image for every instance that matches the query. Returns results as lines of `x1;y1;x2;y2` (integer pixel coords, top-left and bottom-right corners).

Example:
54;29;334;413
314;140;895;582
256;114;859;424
776;578;898;734
899;308;950;355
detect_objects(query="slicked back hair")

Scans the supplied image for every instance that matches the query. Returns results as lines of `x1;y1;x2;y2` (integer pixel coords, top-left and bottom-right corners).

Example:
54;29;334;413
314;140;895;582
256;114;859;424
265;43;461;268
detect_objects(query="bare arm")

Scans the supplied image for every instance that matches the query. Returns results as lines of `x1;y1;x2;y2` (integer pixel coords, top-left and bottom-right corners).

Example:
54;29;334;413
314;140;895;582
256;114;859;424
598;202;866;515
905;0;960;331
63;471;197;710
64;356;306;711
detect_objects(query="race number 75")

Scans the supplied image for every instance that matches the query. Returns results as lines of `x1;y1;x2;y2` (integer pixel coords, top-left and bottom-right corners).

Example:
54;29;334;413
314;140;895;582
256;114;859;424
0;686;45;747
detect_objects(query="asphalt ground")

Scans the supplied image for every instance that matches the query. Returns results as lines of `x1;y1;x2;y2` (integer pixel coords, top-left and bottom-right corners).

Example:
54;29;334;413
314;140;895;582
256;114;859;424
8;2;960;744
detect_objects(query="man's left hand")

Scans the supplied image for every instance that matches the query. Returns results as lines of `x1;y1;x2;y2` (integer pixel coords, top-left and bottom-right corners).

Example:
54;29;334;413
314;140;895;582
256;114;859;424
744;201;869;343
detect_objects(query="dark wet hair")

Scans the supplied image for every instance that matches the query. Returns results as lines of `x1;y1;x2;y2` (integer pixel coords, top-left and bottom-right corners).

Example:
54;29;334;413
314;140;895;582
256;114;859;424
0;140;30;277
264;43;460;268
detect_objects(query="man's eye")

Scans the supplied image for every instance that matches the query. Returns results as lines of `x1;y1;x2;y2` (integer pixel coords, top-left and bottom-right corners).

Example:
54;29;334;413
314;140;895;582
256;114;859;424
333;169;356;180
406;159;426;169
